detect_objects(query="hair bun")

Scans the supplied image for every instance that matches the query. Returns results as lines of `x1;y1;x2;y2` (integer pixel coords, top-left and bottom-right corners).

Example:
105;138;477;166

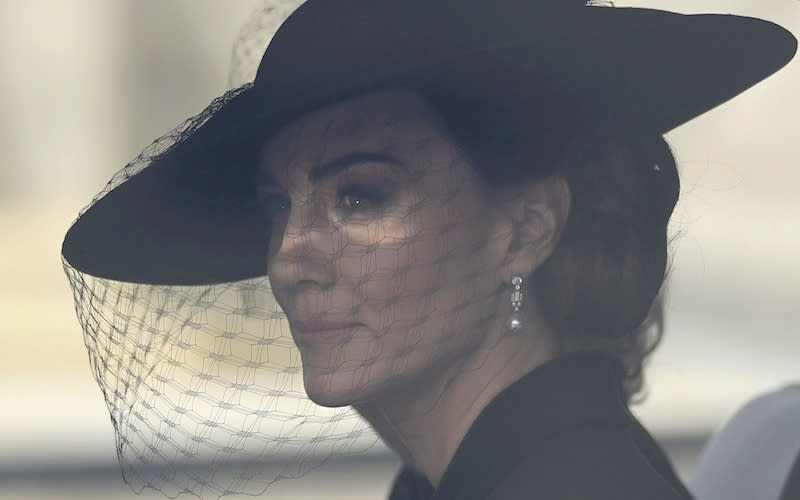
533;131;679;398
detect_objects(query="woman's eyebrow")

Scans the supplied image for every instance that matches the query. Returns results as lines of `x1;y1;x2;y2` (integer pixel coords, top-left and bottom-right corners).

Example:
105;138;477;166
258;151;404;187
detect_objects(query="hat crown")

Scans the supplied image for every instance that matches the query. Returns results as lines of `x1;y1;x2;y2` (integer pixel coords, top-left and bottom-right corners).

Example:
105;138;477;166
254;0;589;89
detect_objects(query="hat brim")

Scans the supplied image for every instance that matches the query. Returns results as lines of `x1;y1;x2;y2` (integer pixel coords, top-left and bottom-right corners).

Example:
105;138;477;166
62;7;797;285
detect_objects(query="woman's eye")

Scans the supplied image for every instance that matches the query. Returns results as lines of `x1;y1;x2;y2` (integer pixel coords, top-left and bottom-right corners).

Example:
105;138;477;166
258;185;387;218
339;185;387;212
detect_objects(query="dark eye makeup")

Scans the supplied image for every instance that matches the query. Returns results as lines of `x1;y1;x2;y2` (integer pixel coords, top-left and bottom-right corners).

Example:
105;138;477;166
257;183;390;219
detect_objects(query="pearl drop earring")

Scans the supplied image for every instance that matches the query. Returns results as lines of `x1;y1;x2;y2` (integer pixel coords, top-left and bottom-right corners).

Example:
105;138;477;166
509;275;523;331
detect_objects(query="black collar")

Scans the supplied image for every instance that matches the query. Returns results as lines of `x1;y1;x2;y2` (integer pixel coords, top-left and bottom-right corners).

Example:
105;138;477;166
432;352;629;500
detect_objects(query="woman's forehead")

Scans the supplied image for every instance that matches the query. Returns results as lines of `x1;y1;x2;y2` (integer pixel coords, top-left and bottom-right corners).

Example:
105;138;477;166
258;89;447;174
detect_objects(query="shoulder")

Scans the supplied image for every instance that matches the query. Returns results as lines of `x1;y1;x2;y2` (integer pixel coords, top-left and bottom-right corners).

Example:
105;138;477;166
486;425;689;500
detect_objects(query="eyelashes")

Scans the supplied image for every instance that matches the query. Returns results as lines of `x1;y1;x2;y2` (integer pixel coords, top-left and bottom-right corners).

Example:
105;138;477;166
340;184;388;211
258;183;389;219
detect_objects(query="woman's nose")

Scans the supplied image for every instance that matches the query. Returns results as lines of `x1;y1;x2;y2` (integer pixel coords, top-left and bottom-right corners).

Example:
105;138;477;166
270;192;338;283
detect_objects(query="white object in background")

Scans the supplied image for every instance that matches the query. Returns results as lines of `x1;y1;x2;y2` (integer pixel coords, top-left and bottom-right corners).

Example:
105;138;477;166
689;385;800;500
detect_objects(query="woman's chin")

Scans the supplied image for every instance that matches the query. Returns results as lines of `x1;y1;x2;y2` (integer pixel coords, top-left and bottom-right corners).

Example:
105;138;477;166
305;392;351;408
302;370;367;408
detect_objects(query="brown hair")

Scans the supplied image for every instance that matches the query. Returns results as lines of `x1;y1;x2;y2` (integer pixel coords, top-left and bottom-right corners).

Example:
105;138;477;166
422;90;680;402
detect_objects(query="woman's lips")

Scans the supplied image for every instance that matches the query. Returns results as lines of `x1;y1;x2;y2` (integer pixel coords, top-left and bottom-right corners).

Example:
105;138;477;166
291;321;361;345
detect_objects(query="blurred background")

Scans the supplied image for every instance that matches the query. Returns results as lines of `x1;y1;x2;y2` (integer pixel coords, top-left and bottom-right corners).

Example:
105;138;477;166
0;0;797;498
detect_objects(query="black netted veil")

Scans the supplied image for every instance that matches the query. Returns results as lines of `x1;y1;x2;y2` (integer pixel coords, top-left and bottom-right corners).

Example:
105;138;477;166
63;88;380;498
229;0;305;89
62;4;381;498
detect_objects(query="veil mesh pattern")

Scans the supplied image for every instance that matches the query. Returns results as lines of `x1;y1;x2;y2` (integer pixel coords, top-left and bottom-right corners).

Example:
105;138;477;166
228;0;305;88
62;81;381;499
61;3;392;496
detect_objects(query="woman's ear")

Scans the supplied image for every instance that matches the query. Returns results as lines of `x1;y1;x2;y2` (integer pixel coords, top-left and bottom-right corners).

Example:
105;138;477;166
504;175;571;277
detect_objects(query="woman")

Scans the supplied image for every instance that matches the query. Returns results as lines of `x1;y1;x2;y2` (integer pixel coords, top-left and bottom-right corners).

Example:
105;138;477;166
61;1;796;499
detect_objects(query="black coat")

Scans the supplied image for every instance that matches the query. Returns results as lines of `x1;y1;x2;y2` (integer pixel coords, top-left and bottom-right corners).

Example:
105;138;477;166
387;353;694;500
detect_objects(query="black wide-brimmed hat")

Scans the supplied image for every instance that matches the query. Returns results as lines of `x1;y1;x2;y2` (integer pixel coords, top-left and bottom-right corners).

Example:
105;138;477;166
62;0;797;286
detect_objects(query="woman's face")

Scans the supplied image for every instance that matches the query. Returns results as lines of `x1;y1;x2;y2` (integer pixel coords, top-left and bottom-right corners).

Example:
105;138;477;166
259;89;509;407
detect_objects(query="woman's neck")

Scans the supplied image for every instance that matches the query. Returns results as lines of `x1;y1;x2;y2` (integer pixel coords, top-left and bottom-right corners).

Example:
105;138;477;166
354;317;556;488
